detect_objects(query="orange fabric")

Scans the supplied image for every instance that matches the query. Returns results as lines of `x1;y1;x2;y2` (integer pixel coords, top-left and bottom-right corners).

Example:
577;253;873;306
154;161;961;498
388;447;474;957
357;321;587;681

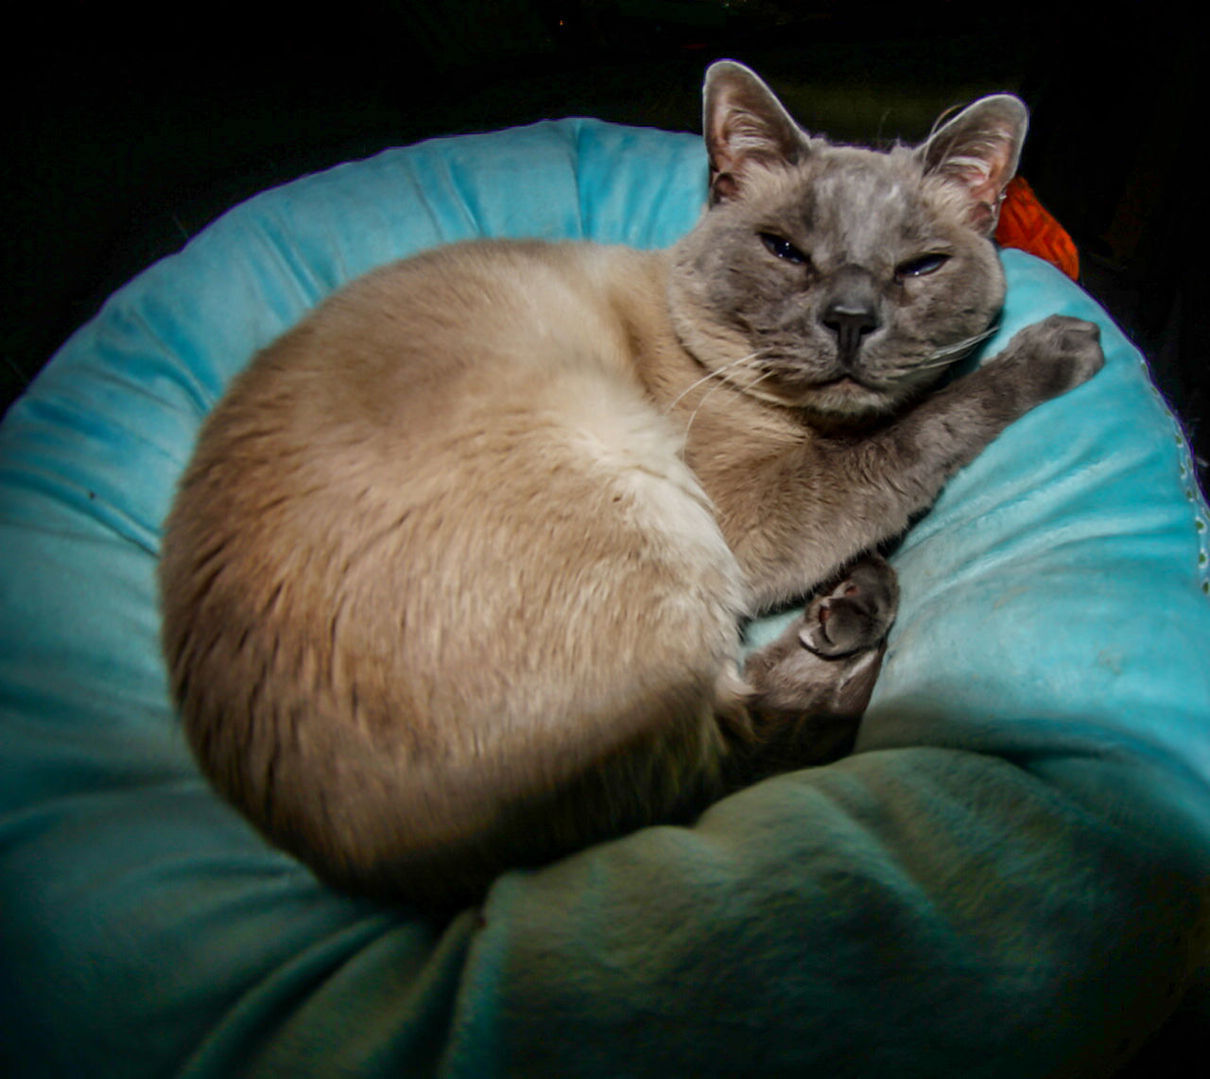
995;176;1080;280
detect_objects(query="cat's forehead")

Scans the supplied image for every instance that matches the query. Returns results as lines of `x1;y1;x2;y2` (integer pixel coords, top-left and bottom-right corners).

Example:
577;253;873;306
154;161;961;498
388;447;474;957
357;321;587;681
804;147;920;209
765;145;957;254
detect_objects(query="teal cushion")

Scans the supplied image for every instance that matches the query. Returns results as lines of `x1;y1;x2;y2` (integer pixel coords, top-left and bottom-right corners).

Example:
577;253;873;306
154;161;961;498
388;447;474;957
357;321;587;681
3;119;1209;1077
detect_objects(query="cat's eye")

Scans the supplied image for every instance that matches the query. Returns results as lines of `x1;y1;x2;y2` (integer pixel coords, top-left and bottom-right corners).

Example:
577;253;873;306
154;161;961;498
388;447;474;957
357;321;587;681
895;253;950;279
760;232;808;266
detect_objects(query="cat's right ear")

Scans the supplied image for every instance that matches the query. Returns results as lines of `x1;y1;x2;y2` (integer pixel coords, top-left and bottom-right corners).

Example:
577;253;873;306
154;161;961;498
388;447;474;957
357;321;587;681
703;61;810;205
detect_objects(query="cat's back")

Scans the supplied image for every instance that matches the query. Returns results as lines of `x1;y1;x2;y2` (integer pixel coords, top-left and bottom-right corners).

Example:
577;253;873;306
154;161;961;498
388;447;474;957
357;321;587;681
212;241;647;434
167;240;681;599
158;239;745;904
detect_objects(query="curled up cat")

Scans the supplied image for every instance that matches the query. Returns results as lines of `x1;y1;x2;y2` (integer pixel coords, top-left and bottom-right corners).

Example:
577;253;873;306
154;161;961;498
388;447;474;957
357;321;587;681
159;61;1104;910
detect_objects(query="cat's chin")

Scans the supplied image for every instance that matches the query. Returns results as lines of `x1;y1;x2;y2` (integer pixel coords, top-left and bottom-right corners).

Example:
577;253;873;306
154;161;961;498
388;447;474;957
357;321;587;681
782;377;900;422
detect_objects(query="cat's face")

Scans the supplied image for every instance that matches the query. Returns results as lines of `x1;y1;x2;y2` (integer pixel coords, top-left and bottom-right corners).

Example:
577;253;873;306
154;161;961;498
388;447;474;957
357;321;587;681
668;62;1026;421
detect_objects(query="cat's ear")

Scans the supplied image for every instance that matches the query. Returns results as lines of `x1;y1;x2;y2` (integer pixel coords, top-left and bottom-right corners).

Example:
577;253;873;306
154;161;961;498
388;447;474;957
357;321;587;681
703;61;810;204
919;94;1028;234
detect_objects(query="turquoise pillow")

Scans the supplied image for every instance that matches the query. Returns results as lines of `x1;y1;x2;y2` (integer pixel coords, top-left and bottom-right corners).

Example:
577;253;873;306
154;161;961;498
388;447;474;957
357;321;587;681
3;119;1209;1077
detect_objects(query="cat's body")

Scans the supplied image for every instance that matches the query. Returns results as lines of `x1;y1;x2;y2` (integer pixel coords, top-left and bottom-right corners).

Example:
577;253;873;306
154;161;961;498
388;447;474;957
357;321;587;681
160;63;1103;909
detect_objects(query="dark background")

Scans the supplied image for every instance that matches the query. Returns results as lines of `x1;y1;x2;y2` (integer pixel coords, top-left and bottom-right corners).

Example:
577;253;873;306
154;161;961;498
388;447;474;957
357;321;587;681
5;2;1205;487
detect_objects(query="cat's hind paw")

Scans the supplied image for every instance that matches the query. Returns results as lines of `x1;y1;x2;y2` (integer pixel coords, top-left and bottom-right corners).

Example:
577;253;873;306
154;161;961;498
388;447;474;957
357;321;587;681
741;554;898;724
797;554;900;658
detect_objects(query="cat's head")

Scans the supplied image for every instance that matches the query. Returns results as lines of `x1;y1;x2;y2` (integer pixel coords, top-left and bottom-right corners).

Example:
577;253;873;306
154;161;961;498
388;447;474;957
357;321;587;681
668;61;1027;421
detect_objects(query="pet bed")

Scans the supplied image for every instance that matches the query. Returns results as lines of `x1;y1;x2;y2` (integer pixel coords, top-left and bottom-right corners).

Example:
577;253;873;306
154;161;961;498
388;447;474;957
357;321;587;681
3;119;1209;1076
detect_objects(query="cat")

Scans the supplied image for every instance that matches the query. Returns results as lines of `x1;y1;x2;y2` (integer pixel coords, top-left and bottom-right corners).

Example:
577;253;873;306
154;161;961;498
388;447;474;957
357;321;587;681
159;61;1104;911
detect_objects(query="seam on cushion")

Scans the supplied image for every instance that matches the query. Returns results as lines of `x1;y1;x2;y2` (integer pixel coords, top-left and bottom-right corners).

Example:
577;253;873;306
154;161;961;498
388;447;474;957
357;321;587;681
250;208;336;314
393;154;458;249
1139;357;1210;597
2;394;174;556
443;153;488;239
0;466;160;557
572;118;597;241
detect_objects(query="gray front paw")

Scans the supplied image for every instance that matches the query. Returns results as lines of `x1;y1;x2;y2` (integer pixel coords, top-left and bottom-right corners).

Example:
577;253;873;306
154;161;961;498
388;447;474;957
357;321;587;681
995;315;1105;407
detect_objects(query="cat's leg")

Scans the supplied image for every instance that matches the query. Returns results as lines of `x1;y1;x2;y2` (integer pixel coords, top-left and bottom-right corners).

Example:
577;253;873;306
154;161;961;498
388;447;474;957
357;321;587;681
818;316;1106;562
734;554;898;774
717;316;1105;611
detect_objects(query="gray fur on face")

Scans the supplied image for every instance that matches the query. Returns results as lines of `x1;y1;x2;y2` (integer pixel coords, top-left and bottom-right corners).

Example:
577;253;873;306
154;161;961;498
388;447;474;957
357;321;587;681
670;63;1024;420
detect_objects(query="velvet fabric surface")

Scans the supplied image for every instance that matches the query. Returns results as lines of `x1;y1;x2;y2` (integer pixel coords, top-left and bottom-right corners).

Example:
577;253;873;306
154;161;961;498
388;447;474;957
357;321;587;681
2;119;1209;1076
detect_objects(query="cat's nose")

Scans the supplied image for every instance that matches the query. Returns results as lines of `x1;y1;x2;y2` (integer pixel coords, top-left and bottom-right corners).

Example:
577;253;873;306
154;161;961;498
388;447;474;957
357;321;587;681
822;303;880;359
820;267;880;362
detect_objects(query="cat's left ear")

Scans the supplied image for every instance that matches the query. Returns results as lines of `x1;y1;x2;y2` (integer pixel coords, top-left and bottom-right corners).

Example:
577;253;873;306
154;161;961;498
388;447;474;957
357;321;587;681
702;61;810;205
919;94;1028;234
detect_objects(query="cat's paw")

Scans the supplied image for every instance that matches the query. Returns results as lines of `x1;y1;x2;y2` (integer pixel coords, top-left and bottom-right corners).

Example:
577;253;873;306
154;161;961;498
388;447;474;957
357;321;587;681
993;314;1105;407
798;554;900;657
742;555;898;722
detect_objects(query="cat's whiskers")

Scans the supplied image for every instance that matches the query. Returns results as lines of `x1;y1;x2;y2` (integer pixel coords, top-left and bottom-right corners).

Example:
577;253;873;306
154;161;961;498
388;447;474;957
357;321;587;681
923;324;1000;366
891;324;1001;375
680;366;780;440
663;350;769;415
